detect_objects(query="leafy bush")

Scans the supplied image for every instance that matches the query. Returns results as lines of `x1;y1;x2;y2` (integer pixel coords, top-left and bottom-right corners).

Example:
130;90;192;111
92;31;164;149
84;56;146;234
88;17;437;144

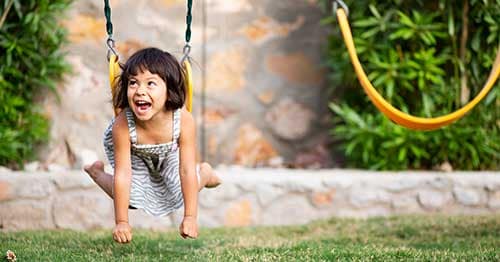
321;0;500;170
0;0;71;168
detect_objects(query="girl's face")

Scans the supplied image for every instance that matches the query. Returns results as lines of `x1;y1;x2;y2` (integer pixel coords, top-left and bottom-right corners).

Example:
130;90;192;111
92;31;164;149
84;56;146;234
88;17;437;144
127;69;168;122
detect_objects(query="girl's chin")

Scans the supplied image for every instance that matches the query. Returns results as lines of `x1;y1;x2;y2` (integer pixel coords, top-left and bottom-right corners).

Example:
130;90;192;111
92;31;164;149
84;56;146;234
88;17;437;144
135;115;151;121
133;107;152;119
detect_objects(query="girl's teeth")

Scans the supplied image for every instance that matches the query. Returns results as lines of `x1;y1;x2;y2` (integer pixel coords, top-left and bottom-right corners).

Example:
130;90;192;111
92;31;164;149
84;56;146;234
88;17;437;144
136;102;151;113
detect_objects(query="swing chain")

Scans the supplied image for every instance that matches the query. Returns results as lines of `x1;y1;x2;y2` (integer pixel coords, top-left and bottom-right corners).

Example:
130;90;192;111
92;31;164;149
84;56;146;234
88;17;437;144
181;0;193;64
103;0;117;61
181;43;191;64
106;37;118;61
332;0;349;17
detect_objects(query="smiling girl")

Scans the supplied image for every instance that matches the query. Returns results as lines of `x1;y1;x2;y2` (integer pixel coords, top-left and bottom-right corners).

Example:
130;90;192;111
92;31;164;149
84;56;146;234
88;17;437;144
84;47;220;244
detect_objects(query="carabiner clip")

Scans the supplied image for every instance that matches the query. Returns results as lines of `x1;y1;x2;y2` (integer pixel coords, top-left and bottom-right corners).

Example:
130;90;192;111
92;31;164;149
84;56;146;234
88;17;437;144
332;0;349;17
106;38;118;61
180;43;191;64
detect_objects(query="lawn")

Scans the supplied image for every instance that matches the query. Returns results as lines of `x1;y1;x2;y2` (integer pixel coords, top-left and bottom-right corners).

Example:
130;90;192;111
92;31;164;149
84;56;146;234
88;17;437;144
1;215;499;261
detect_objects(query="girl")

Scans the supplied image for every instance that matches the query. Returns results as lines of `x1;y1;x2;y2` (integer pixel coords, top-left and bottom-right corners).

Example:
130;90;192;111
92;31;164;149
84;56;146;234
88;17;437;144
84;47;220;244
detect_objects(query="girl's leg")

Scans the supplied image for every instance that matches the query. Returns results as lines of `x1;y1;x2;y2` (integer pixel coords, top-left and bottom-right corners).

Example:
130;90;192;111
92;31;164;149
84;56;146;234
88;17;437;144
84;161;113;198
198;162;221;191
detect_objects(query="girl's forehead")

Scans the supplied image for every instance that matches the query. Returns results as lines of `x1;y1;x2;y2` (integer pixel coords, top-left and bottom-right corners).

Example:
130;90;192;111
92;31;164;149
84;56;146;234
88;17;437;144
130;69;161;79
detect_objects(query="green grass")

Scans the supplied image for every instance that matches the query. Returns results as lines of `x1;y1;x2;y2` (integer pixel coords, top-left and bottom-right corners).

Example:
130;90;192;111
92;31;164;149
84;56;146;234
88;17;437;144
1;215;499;261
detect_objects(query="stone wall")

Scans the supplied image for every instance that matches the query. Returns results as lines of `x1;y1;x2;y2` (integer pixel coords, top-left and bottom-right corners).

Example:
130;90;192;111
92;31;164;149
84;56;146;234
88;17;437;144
1;169;499;231
37;0;332;171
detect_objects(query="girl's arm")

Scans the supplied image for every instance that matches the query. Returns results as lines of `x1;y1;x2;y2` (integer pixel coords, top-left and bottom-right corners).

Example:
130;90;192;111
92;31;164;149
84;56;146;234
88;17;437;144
111;112;133;242
178;108;199;238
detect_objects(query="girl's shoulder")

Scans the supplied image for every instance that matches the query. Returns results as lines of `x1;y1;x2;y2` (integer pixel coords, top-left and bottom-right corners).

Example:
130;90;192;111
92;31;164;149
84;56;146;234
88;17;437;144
179;107;195;140
179;107;194;127
112;110;130;135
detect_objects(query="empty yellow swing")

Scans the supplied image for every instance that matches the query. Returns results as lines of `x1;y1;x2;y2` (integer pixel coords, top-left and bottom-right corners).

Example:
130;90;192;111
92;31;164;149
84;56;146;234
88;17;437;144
104;0;194;115
332;0;500;131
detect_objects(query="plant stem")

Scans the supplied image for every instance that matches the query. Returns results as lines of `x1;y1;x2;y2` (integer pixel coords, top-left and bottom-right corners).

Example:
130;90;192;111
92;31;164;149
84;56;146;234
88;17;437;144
0;0;14;30
459;0;469;105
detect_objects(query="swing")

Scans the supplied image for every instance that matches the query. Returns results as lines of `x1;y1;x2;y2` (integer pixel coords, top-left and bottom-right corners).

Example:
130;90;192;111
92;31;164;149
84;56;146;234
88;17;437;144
103;0;194;115
332;0;500;131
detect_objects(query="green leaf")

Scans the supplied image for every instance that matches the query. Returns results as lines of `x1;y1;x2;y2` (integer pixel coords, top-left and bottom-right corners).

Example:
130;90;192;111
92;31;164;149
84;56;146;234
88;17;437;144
398;147;407;161
368;5;381;19
361;27;381;39
353;17;379;27
484;88;497;105
398;12;414;27
447;8;454;36
12;0;22;19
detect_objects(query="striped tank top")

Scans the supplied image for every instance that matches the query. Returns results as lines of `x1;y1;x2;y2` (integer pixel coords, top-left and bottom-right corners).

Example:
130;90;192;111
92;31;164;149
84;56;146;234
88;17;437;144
103;107;184;217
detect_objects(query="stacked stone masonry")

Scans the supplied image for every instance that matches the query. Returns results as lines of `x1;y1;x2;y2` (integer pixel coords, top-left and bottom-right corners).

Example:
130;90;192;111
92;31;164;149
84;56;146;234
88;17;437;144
40;0;334;171
1;168;499;231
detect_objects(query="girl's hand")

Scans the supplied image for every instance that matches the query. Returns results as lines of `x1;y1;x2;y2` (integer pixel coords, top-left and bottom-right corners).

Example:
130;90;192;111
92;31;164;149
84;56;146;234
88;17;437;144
179;216;198;239
113;222;132;244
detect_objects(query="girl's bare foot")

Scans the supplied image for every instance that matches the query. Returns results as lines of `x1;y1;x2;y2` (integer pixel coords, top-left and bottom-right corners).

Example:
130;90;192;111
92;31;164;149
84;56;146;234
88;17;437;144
199;162;221;189
84;160;114;198
84;161;105;181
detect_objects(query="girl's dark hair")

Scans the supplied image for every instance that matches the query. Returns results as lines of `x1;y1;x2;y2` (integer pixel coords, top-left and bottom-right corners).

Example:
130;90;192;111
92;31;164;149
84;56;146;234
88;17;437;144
113;47;186;110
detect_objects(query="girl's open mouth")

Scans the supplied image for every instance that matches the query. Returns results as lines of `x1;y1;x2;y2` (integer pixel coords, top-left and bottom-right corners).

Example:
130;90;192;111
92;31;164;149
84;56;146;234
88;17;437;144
135;100;151;114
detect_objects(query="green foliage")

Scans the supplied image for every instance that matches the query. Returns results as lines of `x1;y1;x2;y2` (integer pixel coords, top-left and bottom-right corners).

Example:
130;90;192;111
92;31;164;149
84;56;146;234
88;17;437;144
0;0;71;168
321;0;500;170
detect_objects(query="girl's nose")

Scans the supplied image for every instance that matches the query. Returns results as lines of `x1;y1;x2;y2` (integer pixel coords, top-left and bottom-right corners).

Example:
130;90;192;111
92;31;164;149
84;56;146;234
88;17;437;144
136;84;147;95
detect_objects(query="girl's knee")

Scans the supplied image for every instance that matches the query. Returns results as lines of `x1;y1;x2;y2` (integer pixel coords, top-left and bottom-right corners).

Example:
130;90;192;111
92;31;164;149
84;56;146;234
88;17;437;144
200;162;212;173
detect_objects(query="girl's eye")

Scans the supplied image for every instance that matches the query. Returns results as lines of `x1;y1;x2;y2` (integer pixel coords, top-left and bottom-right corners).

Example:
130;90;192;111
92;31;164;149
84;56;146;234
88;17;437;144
129;80;137;86
148;81;157;87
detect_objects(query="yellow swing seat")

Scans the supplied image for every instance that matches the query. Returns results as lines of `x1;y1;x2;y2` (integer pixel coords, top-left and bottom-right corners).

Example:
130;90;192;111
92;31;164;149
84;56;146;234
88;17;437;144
335;8;500;131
